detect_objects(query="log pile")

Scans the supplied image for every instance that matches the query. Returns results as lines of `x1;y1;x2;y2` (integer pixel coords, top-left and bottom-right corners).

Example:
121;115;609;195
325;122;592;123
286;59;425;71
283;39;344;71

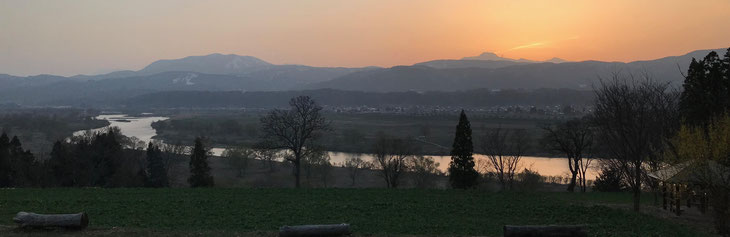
504;225;587;237
279;223;351;237
13;212;89;229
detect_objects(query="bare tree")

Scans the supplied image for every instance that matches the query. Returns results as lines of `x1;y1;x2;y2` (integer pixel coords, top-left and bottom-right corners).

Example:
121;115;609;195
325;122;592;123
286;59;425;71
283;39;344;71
577;154;594;192
344;154;369;186
541;118;594;192
408;155;441;188
155;140;188;176
372;133;412;188
252;142;278;173
222;147;255;177
480;128;528;190
260;96;330;188
125;136;147;150
310;151;333;187
593;73;679;211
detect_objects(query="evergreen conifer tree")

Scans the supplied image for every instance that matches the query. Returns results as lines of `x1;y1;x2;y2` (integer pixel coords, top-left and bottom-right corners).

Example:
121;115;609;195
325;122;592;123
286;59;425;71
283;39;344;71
49;140;73;187
680;49;730;126
188;137;214;187
448;110;479;188
145;142;169;187
0;133;10;187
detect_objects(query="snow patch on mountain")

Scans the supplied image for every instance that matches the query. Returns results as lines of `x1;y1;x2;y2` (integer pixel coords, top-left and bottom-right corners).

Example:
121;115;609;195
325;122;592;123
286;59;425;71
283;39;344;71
172;73;198;85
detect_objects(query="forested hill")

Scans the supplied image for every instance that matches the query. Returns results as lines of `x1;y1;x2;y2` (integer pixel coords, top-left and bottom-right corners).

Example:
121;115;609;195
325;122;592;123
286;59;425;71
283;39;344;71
124;88;595;109
0;48;723;107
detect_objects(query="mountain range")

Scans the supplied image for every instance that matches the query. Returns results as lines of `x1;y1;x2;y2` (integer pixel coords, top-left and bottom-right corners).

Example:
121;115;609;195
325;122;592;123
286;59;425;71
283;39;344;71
0;48;726;106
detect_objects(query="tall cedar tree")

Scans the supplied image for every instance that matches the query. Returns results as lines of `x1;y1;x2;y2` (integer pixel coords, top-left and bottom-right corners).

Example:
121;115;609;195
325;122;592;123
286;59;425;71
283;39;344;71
0;133;10;187
680;48;730;126
448;110;479;188
145;142;169;187
188;137;214;187
49;140;74;187
8;136;36;187
91;130;122;187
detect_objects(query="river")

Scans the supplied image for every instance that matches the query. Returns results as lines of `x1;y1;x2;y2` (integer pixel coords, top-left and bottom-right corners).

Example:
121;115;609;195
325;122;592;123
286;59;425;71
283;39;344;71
76;114;598;180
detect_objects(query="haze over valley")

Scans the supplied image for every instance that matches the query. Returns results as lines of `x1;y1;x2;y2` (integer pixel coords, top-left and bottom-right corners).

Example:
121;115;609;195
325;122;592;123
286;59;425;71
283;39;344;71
1;1;729;236
0;49;719;107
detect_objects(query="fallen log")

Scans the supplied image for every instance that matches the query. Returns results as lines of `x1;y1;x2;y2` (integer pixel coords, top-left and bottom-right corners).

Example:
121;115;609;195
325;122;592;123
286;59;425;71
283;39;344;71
504;225;587;237
279;223;351;237
13;212;89;229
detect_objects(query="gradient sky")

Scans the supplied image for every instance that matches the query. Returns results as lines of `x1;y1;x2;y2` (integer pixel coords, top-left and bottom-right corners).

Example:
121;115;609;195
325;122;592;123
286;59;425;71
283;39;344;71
1;0;729;76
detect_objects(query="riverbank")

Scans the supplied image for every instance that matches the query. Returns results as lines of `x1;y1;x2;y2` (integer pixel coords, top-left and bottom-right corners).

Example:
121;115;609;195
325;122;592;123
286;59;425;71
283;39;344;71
80;114;598;180
149;112;562;157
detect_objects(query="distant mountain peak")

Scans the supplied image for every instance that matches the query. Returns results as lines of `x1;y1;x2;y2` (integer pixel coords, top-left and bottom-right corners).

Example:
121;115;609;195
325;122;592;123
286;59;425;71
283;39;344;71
545;57;568;63
461;52;568;63
139;53;272;75
462;52;506;61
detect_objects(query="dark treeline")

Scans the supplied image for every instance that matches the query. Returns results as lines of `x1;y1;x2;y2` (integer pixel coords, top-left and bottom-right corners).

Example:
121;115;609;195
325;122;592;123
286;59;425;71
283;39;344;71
0;128;193;188
124;88;594;108
0;133;39;187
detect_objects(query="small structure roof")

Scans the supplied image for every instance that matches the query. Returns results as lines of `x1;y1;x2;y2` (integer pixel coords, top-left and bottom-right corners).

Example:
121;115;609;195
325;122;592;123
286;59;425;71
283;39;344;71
648;160;729;184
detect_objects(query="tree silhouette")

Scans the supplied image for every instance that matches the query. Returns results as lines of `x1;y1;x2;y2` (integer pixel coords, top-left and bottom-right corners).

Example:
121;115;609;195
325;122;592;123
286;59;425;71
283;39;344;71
145;142;169;187
188;137;214;187
680;48;730;127
48;140;73;187
541;118;594;192
260;96;330;188
0;133;10;187
448;110;478;189
372;133;412;188
593;74;679;212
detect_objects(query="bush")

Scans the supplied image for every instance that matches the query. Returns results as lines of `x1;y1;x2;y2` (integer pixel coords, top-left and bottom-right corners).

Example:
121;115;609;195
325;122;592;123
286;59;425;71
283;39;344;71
516;168;543;191
592;165;627;192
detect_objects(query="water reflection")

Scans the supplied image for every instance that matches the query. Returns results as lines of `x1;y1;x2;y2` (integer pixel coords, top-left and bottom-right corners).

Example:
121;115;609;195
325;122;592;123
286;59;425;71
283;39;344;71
77;114;598;180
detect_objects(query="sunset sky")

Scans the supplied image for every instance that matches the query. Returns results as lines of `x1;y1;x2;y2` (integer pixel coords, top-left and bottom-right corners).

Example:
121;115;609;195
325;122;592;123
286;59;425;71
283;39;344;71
1;0;729;76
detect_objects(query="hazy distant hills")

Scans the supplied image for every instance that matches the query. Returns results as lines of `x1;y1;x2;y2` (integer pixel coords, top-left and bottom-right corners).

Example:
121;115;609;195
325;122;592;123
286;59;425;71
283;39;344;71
414;52;567;69
139;54;273;75
0;48;725;106
309;49;721;92
125;88;595;109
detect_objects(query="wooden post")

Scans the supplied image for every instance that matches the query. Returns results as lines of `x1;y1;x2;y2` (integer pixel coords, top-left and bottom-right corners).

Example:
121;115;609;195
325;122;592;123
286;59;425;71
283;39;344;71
13;212;89;229
503;225;587;237
700;192;708;214
675;184;681;216
279;224;351;237
662;182;667;210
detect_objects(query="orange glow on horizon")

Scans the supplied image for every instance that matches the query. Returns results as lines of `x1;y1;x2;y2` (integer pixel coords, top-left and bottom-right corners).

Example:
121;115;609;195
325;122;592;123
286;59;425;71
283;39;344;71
1;0;729;76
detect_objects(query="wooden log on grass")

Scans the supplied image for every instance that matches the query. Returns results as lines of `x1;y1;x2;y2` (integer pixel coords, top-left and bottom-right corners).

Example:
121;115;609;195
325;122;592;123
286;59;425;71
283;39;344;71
279;223;351;237
13;212;89;229
504;225;587;237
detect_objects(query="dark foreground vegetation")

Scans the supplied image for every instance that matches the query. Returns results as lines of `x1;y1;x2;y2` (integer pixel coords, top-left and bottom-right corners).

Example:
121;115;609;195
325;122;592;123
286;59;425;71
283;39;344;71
0;189;706;237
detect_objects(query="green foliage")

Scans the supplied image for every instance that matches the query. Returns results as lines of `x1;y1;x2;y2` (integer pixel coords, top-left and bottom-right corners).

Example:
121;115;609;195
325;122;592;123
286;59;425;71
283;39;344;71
448;110;479;189
188;137;214;187
145;143;168;188
672;114;730;235
0;189;706;236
